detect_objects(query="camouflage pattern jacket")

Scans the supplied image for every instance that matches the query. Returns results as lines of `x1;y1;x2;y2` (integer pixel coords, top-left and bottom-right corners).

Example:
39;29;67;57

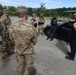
38;17;45;25
0;15;11;31
31;18;37;26
9;18;37;55
0;35;6;52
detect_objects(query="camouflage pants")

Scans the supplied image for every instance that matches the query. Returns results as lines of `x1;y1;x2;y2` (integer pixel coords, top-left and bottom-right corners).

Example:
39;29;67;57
0;40;7;59
38;25;44;36
5;40;14;54
4;34;14;54
16;53;36;75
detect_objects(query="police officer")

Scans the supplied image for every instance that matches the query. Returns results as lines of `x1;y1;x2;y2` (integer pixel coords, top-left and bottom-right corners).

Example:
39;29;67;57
0;9;14;55
38;13;45;36
65;13;76;60
47;15;57;41
9;6;37;75
31;13;37;28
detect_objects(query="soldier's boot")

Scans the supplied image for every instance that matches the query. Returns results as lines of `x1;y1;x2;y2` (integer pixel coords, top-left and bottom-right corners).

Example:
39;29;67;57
50;38;53;41
28;67;36;75
2;57;11;62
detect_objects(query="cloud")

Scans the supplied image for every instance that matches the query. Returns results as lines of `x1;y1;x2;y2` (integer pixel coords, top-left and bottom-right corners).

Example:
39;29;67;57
0;0;69;9
55;2;62;4
41;0;62;9
0;0;20;6
40;0;62;4
31;0;62;9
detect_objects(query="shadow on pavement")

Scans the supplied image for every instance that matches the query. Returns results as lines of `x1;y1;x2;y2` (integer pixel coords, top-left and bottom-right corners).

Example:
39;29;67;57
55;39;69;55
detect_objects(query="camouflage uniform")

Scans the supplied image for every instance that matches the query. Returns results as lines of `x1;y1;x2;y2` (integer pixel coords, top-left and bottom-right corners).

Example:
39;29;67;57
9;6;37;75
0;9;13;54
0;22;11;62
38;14;45;36
0;15;11;31
0;22;6;59
30;13;37;28
0;35;6;59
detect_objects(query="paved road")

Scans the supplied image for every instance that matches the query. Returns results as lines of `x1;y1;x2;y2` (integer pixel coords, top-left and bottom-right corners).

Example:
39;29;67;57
0;17;76;75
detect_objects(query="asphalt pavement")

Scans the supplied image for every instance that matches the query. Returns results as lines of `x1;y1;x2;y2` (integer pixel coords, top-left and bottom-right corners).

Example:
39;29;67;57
0;17;76;75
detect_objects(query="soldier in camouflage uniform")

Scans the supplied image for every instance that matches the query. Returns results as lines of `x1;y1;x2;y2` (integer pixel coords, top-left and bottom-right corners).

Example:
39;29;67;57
30;13;37;28
0;9;14;55
38;13;45;36
9;6;37;75
0;22;11;62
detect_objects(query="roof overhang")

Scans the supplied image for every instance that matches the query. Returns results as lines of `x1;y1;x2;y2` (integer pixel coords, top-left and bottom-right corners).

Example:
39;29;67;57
64;10;76;13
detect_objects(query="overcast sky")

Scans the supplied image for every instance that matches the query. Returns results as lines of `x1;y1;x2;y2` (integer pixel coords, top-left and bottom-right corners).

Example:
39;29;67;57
0;0;76;9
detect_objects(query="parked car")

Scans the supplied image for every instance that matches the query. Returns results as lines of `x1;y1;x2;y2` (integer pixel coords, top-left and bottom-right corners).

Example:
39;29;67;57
44;21;71;42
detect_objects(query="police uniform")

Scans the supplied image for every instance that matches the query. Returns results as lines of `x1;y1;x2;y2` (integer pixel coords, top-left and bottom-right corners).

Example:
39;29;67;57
38;14;45;36
0;9;13;54
47;16;57;41
65;13;76;60
9;6;37;75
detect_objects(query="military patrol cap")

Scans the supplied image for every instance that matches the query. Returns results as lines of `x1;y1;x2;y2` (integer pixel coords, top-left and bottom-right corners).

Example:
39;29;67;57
3;9;9;13
17;6;28;14
32;13;36;17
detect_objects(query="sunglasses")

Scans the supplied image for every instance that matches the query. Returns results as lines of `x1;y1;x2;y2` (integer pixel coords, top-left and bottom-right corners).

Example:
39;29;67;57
7;13;9;14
